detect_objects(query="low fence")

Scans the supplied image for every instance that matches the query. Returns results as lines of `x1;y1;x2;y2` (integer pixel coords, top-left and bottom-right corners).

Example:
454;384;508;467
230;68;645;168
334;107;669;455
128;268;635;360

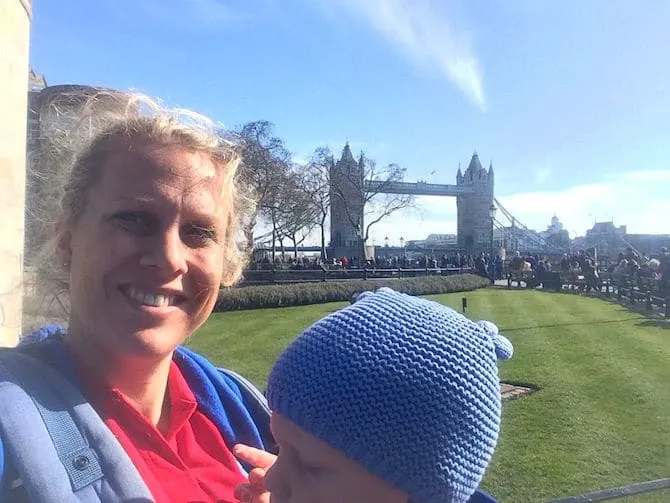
239;267;473;286
546;477;670;502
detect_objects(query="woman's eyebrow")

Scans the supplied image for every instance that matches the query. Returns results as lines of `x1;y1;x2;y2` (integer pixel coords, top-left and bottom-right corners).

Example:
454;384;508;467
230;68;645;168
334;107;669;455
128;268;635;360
111;195;159;204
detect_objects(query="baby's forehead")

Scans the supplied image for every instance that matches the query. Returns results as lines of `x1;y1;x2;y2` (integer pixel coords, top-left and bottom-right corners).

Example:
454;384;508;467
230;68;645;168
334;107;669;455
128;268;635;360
271;413;343;460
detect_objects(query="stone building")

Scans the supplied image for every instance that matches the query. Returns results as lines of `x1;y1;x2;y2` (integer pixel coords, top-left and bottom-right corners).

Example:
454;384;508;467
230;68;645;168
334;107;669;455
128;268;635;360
574;221;670;257
329;143;364;259
456;153;495;252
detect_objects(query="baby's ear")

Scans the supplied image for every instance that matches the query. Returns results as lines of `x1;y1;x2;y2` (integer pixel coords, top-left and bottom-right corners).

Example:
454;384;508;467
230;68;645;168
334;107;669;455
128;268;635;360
492;334;514;361
476;320;514;361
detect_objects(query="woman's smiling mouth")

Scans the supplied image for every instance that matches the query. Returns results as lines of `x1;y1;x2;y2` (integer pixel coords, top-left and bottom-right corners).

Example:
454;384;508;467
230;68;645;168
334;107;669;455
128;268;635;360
119;285;186;309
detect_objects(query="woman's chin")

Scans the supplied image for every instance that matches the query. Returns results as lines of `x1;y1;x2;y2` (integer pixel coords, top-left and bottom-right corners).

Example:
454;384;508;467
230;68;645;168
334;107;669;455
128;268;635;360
110;326;187;360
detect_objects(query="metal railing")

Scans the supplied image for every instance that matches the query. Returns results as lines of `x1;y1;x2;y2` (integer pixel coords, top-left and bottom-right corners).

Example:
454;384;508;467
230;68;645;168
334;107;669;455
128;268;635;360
546;478;670;502
239;266;473;286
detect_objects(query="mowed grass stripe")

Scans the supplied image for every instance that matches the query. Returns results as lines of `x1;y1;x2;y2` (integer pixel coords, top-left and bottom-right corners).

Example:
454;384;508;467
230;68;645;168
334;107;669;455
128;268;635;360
191;289;670;503
563;300;670;489
434;290;670;502
437;291;598;501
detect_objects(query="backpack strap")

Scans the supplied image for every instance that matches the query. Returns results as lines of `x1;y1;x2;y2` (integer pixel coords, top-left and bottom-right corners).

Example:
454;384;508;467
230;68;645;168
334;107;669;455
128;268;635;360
0;350;154;502
9;355;104;490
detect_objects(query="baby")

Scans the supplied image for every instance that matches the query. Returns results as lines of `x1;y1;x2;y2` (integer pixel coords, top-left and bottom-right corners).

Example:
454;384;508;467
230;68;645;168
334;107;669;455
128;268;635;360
240;287;513;503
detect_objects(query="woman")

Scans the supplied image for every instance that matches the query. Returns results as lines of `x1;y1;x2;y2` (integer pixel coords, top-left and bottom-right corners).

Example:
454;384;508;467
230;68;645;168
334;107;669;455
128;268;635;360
0;91;273;502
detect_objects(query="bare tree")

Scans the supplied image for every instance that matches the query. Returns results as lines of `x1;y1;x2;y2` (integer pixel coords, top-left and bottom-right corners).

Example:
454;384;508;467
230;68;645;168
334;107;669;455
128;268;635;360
277;170;318;258
235;121;292;251
303;146;334;260
361;158;415;242
265;183;286;261
331;151;415;261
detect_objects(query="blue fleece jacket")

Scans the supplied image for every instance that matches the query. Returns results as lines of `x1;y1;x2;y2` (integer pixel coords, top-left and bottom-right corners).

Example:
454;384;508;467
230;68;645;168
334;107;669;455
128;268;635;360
0;326;268;500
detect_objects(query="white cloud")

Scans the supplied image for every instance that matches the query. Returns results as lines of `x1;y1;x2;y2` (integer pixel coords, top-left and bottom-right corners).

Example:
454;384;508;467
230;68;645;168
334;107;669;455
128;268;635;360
535;168;551;184
609;170;670;183
326;0;486;111
491;170;670;237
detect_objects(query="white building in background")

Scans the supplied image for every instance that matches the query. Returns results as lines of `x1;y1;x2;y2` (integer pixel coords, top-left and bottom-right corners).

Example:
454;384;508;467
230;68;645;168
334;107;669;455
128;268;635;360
540;215;564;239
424;234;458;246
407;234;457;248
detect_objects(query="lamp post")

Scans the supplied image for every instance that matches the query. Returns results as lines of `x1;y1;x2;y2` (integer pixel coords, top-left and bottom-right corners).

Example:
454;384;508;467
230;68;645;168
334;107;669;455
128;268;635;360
489;203;497;284
356;223;364;267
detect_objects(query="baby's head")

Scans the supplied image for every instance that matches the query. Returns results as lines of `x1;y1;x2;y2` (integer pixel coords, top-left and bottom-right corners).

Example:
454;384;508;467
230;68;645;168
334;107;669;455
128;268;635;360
265;288;513;503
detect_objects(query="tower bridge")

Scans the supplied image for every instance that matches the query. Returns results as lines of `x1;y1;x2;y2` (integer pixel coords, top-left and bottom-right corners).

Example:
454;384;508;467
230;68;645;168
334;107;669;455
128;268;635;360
330;144;549;258
365;180;473;196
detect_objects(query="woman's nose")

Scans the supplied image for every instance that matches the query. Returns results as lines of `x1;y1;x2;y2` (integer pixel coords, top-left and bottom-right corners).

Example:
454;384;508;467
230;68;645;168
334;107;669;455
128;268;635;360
140;226;188;275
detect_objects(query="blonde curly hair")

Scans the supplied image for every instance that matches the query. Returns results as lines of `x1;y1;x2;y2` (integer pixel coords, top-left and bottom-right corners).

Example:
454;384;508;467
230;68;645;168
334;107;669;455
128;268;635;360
30;88;255;299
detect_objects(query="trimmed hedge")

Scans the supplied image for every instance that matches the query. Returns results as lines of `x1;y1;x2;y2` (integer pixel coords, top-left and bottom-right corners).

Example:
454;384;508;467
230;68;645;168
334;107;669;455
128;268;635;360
214;274;488;311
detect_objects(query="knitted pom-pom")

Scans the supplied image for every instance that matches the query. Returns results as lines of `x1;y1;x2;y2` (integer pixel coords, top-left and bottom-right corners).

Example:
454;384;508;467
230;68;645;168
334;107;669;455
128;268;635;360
477;320;514;361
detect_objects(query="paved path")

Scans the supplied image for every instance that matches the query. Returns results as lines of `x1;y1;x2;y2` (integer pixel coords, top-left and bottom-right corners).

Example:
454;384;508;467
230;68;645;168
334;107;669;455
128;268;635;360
501;382;534;400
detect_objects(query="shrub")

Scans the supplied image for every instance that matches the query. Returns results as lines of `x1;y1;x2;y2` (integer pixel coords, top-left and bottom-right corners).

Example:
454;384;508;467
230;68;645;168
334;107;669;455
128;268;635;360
214;274;488;311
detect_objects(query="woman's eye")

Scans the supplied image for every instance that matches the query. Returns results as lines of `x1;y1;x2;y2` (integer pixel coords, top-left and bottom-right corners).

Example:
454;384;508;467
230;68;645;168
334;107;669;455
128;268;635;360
114;212;153;234
184;225;218;247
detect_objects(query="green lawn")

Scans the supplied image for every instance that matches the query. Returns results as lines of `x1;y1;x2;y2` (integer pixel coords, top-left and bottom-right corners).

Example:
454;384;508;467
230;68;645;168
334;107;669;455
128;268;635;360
189;289;670;503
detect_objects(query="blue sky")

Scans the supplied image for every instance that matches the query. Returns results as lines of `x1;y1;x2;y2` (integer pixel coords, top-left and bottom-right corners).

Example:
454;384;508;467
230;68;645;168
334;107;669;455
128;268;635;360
30;0;670;243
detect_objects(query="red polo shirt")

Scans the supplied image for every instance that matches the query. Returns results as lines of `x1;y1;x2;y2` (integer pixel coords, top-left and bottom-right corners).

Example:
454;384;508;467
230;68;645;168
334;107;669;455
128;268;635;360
77;359;247;503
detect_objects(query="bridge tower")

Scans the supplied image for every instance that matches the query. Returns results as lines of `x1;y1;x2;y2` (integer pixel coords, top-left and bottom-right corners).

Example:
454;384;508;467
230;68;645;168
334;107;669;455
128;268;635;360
456;152;495;252
329;143;364;258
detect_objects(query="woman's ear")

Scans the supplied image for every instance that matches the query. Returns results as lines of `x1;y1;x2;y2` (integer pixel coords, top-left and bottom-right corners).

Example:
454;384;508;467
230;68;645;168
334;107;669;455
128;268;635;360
55;224;73;271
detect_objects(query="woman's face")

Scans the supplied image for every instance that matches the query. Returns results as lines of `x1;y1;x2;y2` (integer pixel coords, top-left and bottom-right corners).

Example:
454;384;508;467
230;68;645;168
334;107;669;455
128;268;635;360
265;413;407;503
60;144;230;359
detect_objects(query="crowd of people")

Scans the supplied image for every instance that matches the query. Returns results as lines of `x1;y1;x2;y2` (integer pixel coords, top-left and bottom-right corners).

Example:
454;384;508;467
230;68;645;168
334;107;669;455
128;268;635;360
608;247;668;294
505;247;668;295
609;247;667;278
250;246;668;294
251;252;493;273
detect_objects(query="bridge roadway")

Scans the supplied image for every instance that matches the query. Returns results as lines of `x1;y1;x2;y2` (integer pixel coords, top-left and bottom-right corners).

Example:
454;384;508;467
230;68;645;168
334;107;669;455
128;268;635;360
365;180;473;196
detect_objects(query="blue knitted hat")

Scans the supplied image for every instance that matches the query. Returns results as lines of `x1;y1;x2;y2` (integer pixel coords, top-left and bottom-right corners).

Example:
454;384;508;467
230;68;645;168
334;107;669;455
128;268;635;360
266;288;513;503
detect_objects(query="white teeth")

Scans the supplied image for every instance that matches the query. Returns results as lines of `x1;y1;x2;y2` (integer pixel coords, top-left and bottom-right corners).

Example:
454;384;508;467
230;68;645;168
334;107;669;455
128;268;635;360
127;286;176;307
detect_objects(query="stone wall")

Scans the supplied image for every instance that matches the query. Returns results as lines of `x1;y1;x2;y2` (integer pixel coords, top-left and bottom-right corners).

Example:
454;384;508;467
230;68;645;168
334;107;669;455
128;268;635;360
0;0;31;347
